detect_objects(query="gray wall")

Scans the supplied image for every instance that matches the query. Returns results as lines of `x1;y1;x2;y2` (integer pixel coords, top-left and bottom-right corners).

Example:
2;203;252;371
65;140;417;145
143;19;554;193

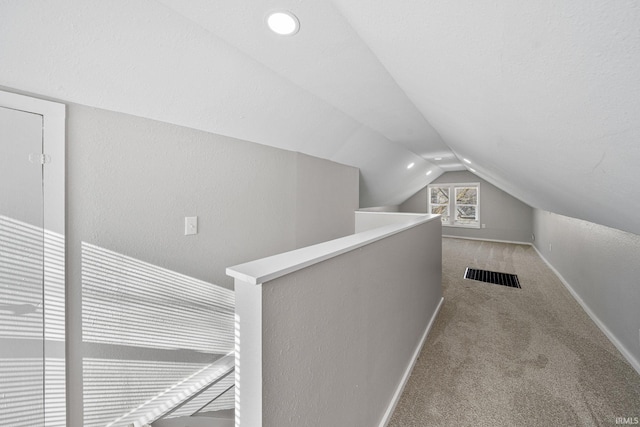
399;187;427;215
295;153;358;248
357;205;400;213
532;209;640;372
400;171;533;243
66;104;359;426
354;212;429;233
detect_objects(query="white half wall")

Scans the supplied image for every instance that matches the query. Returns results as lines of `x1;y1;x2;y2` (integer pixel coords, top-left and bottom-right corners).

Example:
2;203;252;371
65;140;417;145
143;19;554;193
533;209;640;374
230;215;442;426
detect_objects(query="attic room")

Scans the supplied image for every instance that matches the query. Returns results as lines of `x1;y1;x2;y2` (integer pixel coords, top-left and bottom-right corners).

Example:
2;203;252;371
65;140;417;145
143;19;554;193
1;1;639;426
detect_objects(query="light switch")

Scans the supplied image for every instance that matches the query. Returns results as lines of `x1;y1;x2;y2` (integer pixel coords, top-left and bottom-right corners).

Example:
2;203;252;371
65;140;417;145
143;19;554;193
185;216;198;235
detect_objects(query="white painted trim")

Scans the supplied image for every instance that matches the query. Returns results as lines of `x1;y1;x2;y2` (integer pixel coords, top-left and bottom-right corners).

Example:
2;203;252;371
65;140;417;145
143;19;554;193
234;280;263;427
355;210;422;216
531;245;640;376
442;235;532;246
227;214;439;285
0;90;65;236
0;89;66;427
428;182;480;228
379;297;445;427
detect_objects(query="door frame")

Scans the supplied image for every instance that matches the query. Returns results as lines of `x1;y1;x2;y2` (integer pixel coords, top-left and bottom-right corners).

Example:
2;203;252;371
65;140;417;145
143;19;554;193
0;89;66;426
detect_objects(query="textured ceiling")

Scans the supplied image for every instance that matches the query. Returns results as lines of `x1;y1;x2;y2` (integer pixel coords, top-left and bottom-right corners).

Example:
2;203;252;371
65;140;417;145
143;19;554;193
332;0;640;234
1;0;639;234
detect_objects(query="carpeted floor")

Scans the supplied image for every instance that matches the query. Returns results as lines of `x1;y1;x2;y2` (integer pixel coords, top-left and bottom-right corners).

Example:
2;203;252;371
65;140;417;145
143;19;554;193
389;238;640;426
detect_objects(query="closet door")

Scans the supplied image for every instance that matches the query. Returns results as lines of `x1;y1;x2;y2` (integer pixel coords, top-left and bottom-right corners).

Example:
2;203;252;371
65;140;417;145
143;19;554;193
0;90;65;427
0;105;46;425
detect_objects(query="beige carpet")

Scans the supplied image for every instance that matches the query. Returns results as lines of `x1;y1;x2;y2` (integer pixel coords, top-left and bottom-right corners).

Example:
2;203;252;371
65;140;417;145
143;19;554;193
389;238;640;426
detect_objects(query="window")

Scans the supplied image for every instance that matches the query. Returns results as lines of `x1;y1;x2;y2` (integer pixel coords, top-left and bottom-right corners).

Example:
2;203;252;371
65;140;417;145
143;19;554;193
428;183;480;228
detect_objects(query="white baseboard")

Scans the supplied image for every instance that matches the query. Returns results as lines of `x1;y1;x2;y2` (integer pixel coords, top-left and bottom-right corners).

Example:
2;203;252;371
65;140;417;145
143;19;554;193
442;235;532;246
379;297;445;427
531;244;640;376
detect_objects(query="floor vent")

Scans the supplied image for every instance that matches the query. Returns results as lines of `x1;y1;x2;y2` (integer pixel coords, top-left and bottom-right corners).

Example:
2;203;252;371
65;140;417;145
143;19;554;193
464;268;521;289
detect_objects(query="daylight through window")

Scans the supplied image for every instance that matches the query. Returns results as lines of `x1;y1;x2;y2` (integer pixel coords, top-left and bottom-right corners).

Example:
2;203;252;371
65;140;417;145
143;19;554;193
428;183;480;228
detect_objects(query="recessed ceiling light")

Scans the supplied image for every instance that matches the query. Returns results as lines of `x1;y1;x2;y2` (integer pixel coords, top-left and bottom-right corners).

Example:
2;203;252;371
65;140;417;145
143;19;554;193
407;162;415;169
463;158;471;164
267;11;300;36
434;157;442;161
426;170;432;176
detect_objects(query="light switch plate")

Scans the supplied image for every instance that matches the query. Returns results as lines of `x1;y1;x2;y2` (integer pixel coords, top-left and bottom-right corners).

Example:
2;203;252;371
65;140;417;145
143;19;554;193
185;216;198;235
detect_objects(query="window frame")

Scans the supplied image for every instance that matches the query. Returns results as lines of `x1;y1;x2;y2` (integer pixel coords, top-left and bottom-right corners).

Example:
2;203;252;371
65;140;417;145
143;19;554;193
428;182;481;229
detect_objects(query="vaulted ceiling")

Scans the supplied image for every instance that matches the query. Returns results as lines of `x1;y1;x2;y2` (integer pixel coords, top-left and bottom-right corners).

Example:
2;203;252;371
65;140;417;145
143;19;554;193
1;1;639;235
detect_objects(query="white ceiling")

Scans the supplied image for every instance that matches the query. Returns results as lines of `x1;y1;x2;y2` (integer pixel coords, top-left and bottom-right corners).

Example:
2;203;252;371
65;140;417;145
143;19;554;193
1;0;639;234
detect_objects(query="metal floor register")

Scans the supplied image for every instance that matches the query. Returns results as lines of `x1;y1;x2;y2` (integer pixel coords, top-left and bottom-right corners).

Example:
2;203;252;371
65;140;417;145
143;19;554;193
464;268;521;289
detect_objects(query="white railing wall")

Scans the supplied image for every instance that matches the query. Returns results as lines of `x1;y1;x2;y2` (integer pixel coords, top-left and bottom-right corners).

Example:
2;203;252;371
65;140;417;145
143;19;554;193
228;213;443;427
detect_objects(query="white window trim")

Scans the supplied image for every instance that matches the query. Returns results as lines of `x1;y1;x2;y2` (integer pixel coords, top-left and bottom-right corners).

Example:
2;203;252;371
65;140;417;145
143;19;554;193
428;182;481;229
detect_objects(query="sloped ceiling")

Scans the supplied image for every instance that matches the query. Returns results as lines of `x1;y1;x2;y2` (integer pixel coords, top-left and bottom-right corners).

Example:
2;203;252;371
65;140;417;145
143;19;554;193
332;0;640;235
1;1;639;234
